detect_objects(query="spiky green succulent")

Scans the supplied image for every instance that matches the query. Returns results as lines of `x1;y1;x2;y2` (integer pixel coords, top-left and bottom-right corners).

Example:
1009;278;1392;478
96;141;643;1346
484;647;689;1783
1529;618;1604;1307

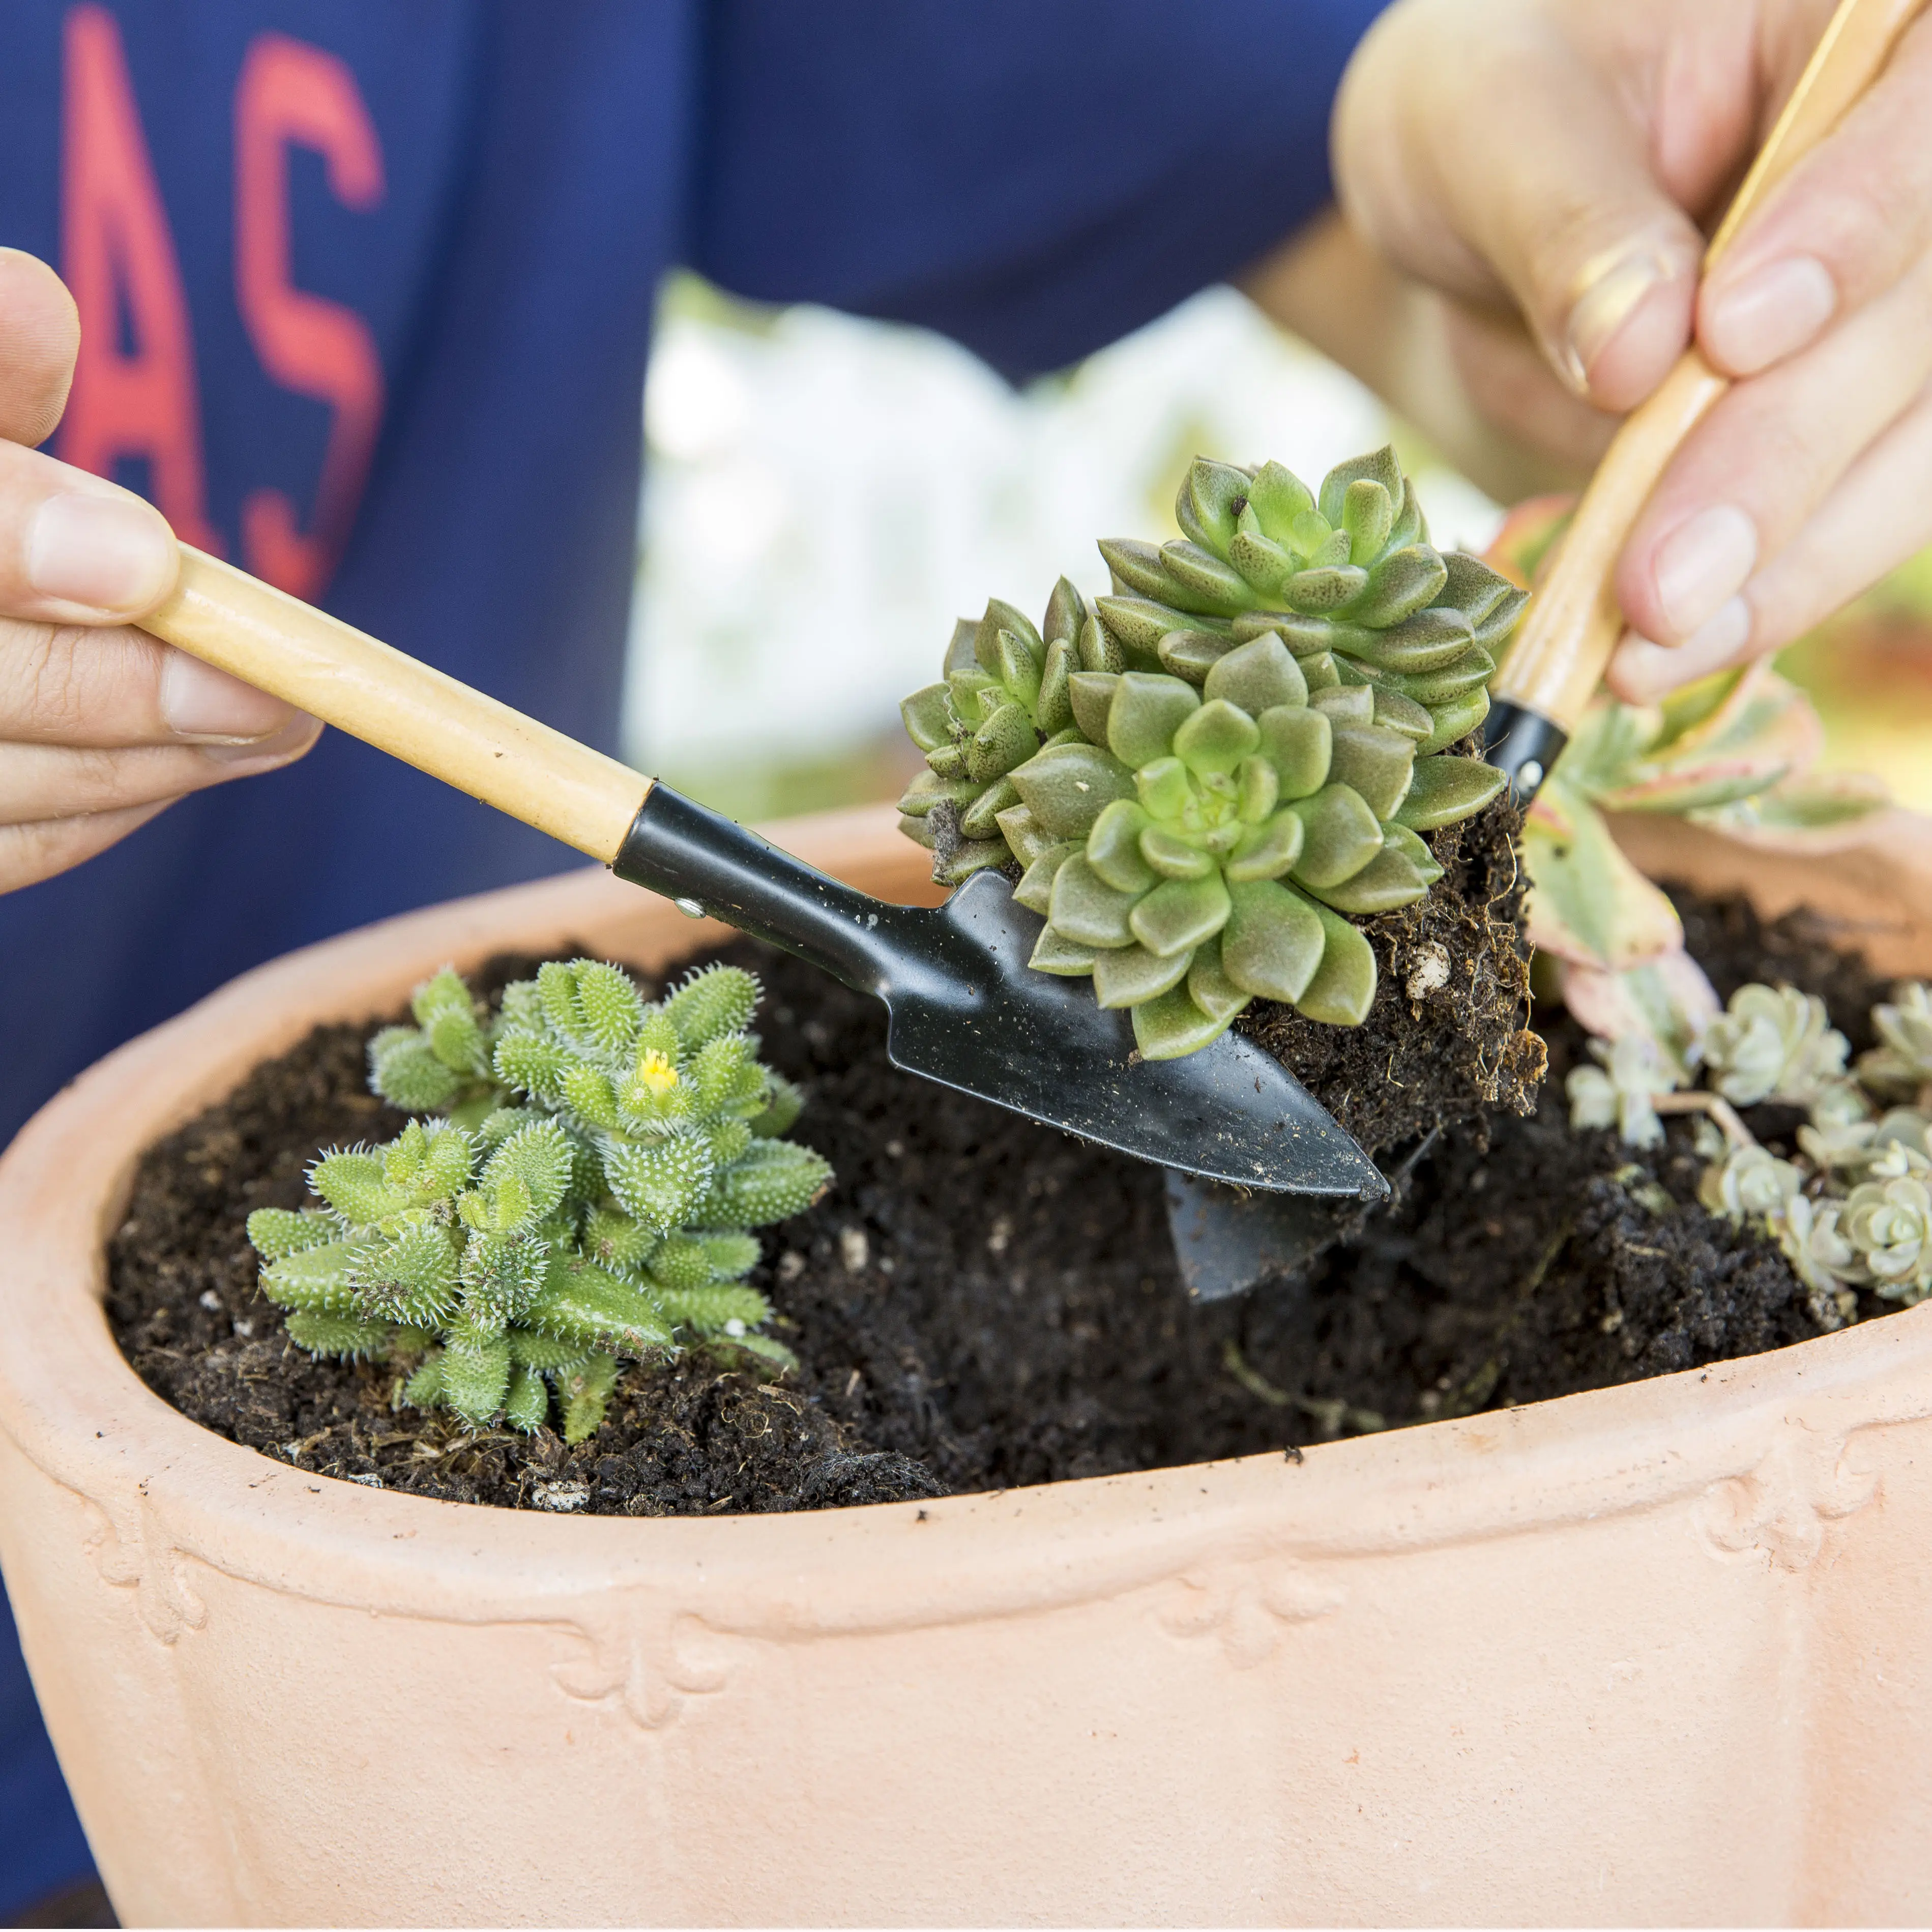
248;960;831;1442
1091;448;1523;756
1003;631;1504;1058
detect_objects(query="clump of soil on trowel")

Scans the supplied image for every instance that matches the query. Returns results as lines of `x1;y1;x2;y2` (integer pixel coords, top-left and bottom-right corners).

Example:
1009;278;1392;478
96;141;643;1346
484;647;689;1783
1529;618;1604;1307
109;882;1897;1514
1240;785;1544;1158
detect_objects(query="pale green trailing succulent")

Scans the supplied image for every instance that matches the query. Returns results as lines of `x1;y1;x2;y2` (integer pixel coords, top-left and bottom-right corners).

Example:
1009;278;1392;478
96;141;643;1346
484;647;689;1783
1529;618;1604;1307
896;448;1515;1056
1565;1034;1676;1149
1574;976;1932;1321
248;961;832;1442
1698;984;1847;1106
1696;1143;1804;1221
1093;448;1523;756
1859;982;1932;1100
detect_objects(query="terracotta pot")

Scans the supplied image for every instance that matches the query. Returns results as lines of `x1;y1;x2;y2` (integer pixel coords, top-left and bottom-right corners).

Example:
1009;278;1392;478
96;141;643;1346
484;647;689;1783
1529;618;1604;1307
4;803;1931;1927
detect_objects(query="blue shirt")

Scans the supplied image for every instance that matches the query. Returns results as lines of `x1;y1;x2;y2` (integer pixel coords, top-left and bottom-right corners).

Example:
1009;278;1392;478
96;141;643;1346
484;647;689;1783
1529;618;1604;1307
0;2;1380;1912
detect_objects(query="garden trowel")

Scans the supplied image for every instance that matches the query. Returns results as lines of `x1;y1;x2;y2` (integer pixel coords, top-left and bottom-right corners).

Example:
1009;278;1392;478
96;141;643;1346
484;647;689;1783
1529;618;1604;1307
138;551;1385;1201
1173;0;1922;1297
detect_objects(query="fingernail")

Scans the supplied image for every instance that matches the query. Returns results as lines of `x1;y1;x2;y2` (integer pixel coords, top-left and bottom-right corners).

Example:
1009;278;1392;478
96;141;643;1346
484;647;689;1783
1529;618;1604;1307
1559;244;1687;394
1652;506;1758;638
200;712;322;766
1704;255;1836;374
159;650;298;743
1613;599;1753;699
25;492;176;611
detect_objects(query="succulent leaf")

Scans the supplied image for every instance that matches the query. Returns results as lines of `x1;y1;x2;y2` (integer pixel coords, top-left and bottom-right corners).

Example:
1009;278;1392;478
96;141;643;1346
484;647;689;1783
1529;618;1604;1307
890;446;1512;1053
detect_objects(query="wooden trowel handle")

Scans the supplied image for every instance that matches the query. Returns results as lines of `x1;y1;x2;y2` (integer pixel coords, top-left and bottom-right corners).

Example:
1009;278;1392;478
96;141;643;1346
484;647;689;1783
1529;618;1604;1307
141;546;653;863
1484;0;1927;791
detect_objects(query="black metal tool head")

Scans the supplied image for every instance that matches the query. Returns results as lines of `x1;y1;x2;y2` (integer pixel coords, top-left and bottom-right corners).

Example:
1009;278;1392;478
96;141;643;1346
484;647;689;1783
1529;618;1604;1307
613;786;1387;1198
1165;1125;1443;1301
880;871;1387;1196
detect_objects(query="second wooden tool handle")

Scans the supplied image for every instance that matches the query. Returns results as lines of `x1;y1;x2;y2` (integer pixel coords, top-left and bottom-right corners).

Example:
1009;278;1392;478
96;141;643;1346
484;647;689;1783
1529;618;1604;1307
1492;0;1927;733
140;548;652;864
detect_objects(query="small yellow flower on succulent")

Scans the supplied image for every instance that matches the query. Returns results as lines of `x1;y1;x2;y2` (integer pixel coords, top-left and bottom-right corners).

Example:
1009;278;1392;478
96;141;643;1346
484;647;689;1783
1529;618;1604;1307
634;1048;680;1098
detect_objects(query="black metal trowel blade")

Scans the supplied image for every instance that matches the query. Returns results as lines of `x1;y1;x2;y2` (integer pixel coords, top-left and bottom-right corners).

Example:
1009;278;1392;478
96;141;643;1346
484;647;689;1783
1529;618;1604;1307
1166;1127;1442;1301
888;870;1386;1193
614;787;1388;1196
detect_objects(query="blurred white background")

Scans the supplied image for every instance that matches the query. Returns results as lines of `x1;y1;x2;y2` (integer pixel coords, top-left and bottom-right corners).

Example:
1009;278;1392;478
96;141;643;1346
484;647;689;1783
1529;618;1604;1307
624;276;1505;818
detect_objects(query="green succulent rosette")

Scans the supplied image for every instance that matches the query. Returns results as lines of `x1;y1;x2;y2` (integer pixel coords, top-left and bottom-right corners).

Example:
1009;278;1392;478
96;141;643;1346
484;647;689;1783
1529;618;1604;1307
1004;633;1505;1058
248;961;832;1442
1090;448;1524;755
898;579;1136;885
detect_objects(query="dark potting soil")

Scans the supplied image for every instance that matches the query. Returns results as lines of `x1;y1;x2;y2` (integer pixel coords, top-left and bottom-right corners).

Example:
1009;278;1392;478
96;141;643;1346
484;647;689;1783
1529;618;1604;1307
107;885;1897;1516
1241;777;1545;1156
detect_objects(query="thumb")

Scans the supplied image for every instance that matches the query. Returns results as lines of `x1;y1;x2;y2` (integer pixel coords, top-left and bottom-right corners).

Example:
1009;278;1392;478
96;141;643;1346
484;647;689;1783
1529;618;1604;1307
1335;4;1705;412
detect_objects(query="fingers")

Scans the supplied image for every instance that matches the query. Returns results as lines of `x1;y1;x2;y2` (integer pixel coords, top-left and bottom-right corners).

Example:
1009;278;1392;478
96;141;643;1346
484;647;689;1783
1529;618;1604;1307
0;437;180;625
0;246;317;894
1700;12;1932;377
1609;370;1932;701
0;801;175;895
1438;298;1619;473
0;250;80;450
0;715;321;824
1615;247;1932;646
0;617;305;747
0;611;321;852
1336;0;1706;411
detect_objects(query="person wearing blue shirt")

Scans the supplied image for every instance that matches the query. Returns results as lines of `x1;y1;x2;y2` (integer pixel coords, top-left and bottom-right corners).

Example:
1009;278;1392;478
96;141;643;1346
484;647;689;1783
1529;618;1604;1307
5;0;1930;1916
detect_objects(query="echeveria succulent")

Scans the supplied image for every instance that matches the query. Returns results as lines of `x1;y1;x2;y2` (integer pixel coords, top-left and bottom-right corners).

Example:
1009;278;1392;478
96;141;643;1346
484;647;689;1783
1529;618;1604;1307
898;581;1102;885
1001;633;1504;1058
893;449;1516;1056
1090;448;1523;756
249;960;832;1442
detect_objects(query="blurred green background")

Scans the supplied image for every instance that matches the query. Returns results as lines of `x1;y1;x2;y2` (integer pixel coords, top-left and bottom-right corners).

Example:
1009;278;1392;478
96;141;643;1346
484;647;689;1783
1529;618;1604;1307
626;273;1932;823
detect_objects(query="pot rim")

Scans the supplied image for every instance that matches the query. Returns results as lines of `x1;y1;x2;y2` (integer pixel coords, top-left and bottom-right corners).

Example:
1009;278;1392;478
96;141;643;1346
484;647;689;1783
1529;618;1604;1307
4;802;1929;1650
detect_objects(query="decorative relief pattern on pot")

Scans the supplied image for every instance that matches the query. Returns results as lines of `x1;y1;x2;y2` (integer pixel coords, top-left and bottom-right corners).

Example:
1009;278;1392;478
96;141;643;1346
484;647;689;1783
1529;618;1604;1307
1158;1557;1345;1668
1696;1425;1880;1572
550;1598;741;1729
72;1481;208;1644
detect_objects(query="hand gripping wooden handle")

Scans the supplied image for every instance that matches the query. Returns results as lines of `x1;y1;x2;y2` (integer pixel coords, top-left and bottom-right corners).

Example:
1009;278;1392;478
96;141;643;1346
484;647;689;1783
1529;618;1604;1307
1485;0;1928;786
140;547;652;863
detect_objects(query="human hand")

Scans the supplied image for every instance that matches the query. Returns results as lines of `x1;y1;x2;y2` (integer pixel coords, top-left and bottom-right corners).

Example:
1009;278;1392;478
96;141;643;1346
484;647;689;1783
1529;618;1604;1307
0;248;317;893
1329;0;1932;702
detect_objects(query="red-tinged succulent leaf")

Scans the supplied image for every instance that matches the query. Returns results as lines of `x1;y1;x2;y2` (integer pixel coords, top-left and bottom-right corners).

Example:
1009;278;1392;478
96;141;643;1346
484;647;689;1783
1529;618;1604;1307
1591;665;1826;815
1481;492;1575;590
1521;777;1684;970
1557;951;1720;1080
1691;771;1893;840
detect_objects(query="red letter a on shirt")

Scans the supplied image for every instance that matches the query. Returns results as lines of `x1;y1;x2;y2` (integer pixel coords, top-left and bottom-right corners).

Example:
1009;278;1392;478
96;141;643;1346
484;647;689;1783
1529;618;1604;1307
235;34;386;599
57;5;220;552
